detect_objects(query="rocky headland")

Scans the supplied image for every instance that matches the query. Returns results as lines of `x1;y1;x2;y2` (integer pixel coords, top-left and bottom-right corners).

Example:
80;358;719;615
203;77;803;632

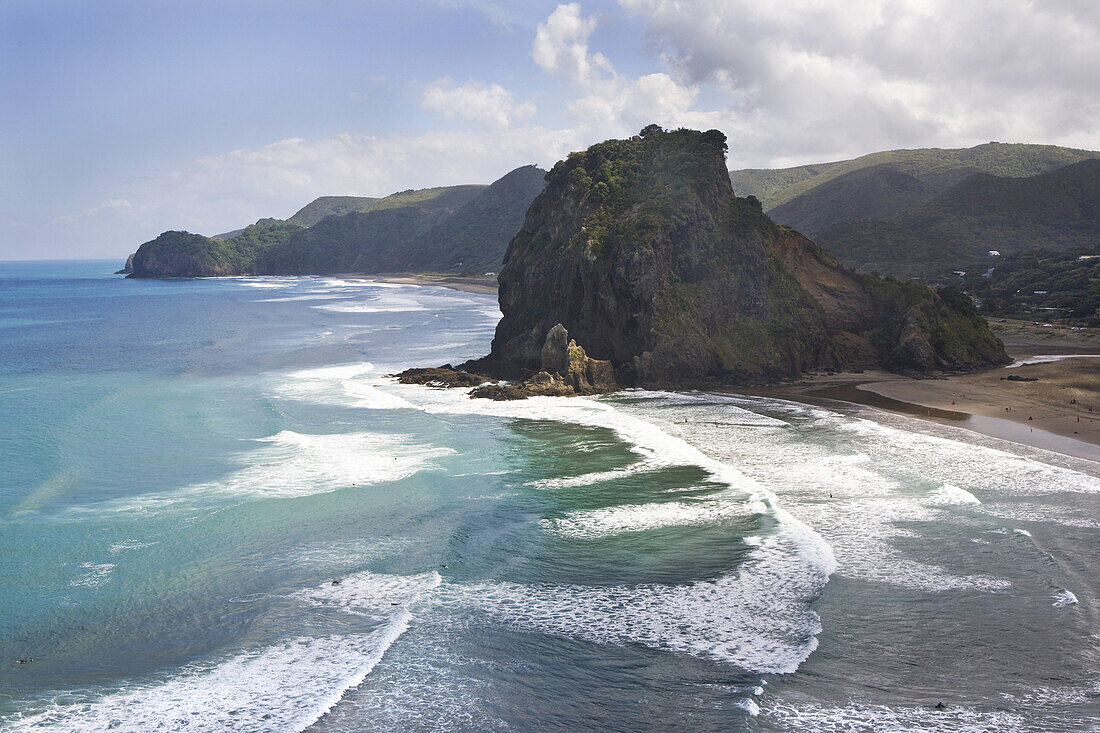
418;126;1006;397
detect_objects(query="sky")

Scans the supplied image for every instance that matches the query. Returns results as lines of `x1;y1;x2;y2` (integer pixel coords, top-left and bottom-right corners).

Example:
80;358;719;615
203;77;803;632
2;0;1099;260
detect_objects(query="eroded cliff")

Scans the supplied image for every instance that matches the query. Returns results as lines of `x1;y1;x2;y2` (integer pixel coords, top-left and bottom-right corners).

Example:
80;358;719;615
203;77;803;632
469;126;1007;387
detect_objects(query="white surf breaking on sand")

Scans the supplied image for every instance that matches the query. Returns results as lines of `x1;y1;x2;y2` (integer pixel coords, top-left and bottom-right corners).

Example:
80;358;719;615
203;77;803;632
7;572;439;733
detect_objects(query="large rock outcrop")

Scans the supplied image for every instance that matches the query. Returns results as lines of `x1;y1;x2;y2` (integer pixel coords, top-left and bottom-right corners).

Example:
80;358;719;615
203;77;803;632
396;322;617;400
468;125;1007;387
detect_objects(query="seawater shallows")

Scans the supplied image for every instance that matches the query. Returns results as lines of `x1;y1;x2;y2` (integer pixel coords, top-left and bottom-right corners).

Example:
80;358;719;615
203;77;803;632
2;261;1099;732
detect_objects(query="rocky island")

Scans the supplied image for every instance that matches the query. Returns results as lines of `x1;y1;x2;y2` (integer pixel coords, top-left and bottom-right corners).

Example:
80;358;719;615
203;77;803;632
402;126;1008;397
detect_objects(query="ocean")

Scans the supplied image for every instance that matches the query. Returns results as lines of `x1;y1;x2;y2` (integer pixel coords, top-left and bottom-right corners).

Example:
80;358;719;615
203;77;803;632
1;260;1098;731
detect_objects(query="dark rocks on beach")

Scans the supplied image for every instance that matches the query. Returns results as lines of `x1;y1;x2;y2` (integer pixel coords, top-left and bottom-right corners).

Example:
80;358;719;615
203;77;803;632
114;253;135;275
392;366;497;388
1002;374;1039;382
468;323;618;400
470;370;576;400
394;324;617;401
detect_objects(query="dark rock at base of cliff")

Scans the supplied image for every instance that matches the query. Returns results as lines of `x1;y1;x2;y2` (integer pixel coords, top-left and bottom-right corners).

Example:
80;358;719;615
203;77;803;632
394;324;619;401
471;371;576;400
392;366;497;388
115;253;135;275
470;323;618;399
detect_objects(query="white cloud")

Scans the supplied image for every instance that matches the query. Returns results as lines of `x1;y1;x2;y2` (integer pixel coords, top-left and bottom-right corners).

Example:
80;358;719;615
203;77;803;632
533;3;715;138
620;0;1100;165
49;0;1100;256
422;79;536;129
533;3;612;83
106;127;581;238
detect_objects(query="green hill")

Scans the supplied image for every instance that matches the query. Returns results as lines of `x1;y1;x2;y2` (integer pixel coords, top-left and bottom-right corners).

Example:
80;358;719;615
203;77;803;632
126;168;546;278
405;165;547;275
768;164;934;236
284;185;486;228
731;142;1100;212
962;249;1100;322
285;196;380;227
815;159;1100;278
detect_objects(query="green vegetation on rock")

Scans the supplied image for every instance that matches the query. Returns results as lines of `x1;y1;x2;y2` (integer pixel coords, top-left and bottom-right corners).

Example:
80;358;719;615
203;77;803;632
963;249;1100;322
474;126;1007;386
816;159;1100;278
125;167;546;278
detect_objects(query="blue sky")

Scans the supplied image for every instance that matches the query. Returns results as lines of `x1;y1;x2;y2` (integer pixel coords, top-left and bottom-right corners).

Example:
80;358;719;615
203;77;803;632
3;0;1098;260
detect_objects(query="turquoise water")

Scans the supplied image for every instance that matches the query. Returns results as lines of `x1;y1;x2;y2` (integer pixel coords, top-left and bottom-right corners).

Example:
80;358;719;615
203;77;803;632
2;261;1099;731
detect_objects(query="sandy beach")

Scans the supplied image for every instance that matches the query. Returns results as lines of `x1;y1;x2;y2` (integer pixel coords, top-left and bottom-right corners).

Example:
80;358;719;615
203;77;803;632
762;322;1100;461
371;272;498;294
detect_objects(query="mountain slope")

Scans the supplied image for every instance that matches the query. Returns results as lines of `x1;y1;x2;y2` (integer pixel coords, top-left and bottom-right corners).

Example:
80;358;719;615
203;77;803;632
125;168;545;278
285;196;380;228
406;165;547;275
254;185;483;274
768;164;934;237
470;126;1006;385
731;142;1100;212
816;158;1100;278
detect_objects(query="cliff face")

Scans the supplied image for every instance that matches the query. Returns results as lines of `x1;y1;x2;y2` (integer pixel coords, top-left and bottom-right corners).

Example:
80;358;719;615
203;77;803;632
129;231;250;278
478;126;1007;385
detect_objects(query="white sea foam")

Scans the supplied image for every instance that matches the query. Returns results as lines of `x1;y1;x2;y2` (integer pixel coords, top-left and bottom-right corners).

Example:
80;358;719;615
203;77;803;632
288;362;375;381
70;562;115;587
234;278;299;289
108;540;156;554
764;700;1027;732
925;483;982;506
1053;589;1078;607
734;698;760;716
80;430;449;513
478;305;503;321
8;571;439;733
541;498;764;539
313;296;426;313
526;464;649;489
607;395;1017;592
296;570;441;616
254;294;352;302
341;380;419;410
279;362;417;411
1007;354;1100;368
446;524;832;674
208;430;451;499
388;383;837;673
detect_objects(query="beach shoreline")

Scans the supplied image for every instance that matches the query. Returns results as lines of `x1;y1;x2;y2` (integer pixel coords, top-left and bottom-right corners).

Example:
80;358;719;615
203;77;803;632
366;273;1100;460
368;272;498;294
755;338;1100;461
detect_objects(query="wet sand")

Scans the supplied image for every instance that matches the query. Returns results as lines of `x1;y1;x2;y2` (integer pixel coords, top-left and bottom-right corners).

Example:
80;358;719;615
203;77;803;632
763;331;1100;461
371;272;498;294
858;357;1100;454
